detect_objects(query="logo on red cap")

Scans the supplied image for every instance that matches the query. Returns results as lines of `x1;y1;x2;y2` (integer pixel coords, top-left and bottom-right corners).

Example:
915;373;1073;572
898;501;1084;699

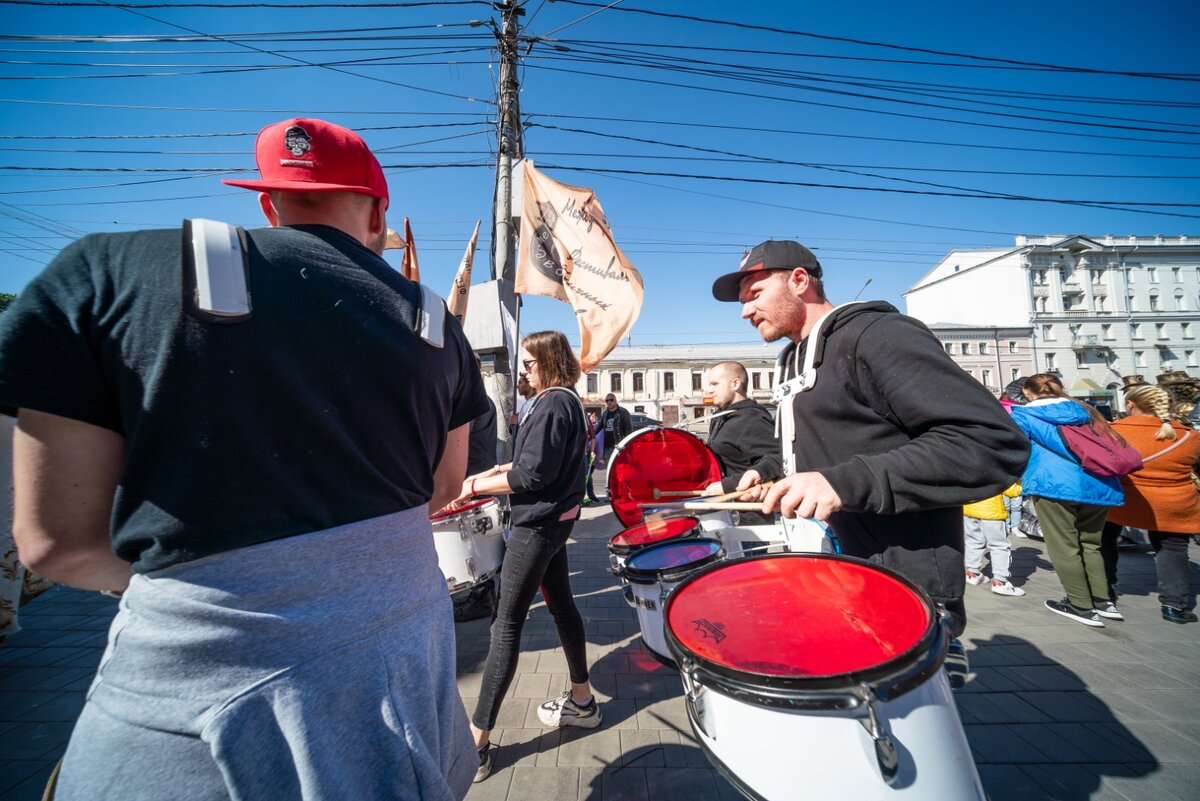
284;125;312;159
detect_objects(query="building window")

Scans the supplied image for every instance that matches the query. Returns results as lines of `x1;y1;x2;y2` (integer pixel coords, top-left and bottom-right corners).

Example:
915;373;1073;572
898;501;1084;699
610;373;622;393
981;369;992;387
633;372;644;393
693;407;706;419
1135;351;1146;368
944;342;955;355
752;372;762;390
979;342;989;355
1131;323;1143;340
1095;295;1106;312
962;342;973;355
1108;352;1119;369
1042;324;1055;341
1149;293;1160;311
1184;322;1194;339
663;372;675;392
1128;294;1138;312
1091;269;1104;285
1008;341;1018;353
1173;267;1182;283
691;372;702;392
1188;351;1198;368
1157;323;1168;340
1076;351;1086;368
1176;290;1187;311
1148;267;1159;283
1011;367;1020;380
768;372;775;388
1033;270;1047;286
1045;352;1057;371
587;374;599;394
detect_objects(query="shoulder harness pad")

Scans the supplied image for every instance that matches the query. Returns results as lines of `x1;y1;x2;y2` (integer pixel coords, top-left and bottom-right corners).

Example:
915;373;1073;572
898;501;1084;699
182;218;252;323
418;284;447;348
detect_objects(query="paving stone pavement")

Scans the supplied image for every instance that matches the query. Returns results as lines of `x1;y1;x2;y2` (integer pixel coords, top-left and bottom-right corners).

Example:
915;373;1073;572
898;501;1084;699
2;503;1198;801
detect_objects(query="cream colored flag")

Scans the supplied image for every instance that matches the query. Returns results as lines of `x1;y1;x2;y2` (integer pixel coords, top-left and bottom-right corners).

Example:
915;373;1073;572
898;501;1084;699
516;161;644;372
383;228;407;250
401;217;420;283
448;220;481;324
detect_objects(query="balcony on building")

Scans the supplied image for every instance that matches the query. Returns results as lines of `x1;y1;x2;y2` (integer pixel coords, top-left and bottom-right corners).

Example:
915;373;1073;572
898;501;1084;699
1070;334;1101;350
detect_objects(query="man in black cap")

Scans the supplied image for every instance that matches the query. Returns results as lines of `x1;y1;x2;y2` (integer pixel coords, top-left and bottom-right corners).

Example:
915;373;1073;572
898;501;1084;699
712;240;1028;637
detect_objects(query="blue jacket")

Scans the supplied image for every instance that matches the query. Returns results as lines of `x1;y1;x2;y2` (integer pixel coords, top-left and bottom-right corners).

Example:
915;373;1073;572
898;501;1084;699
1011;398;1123;506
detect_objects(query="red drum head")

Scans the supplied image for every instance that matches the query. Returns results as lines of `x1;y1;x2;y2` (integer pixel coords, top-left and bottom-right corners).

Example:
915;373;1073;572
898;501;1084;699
608;516;701;555
430;497;493;522
607;427;722;527
666;555;933;679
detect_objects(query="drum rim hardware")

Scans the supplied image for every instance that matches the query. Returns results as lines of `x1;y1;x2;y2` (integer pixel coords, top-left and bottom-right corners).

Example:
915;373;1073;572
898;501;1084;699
663;553;947;697
623;538;725;586
607;515;701;556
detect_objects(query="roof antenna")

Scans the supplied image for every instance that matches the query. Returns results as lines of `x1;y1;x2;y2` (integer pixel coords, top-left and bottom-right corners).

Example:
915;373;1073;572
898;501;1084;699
852;277;873;301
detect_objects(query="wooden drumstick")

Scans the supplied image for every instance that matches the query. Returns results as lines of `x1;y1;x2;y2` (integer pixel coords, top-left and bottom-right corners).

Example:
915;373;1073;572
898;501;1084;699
707;480;773;504
651;489;706;499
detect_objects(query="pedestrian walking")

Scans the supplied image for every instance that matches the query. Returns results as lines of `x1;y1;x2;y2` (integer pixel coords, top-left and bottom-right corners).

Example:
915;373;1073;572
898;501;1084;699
1012;374;1124;627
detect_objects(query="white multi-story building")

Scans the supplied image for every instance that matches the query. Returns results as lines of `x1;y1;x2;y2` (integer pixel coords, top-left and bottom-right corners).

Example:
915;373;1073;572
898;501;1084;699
905;235;1200;411
573;343;780;429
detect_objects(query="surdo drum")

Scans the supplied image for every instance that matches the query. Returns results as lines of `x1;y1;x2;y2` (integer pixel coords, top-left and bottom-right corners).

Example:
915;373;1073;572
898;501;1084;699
429;498;506;594
664;554;985;801
624;538;725;667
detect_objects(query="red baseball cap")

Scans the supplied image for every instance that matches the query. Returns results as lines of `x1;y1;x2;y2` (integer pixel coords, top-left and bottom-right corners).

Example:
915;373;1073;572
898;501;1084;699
223;118;388;202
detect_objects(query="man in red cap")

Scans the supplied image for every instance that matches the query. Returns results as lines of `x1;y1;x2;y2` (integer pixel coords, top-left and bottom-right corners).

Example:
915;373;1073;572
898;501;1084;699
712;240;1029;642
0;118;488;799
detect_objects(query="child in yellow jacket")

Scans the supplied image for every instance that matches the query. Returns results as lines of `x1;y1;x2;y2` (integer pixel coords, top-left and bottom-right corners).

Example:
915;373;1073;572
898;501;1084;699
964;483;1025;596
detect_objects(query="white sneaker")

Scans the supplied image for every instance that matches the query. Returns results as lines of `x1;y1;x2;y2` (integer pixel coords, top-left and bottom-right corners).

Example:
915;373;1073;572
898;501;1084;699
991;580;1025;597
965;570;986;586
537;691;602;729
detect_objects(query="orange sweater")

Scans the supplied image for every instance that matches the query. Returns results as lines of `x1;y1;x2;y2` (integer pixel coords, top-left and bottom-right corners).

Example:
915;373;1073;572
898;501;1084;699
1106;417;1200;534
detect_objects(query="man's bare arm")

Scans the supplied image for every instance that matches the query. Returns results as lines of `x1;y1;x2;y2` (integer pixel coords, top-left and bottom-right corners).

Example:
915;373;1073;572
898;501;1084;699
13;409;131;592
430;423;470;512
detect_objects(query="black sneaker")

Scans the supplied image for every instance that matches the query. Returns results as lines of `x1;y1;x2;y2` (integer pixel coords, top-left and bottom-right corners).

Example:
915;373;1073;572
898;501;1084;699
1045;598;1105;628
1162;605;1199;624
473;743;495;783
1093;600;1124;621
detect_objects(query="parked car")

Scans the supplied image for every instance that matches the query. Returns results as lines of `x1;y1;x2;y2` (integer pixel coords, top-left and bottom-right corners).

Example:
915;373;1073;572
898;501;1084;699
629;413;661;431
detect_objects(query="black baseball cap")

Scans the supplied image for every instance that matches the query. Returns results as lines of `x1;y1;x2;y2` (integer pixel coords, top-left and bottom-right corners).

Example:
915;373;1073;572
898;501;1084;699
712;240;822;302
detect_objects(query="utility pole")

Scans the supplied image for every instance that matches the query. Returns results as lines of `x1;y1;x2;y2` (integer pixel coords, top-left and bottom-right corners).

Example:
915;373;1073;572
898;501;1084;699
487;0;524;460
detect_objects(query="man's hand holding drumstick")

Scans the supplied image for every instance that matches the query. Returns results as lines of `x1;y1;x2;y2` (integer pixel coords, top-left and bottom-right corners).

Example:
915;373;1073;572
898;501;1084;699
753;472;843;522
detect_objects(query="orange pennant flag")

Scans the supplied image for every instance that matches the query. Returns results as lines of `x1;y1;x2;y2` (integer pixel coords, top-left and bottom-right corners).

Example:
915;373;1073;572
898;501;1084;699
401;217;420;283
448;220;481;324
516;161;644;372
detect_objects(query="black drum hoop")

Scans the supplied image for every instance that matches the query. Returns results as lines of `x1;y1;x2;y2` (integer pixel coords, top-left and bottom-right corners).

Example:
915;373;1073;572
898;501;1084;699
606;517;701;557
623;538;726;586
663;552;945;704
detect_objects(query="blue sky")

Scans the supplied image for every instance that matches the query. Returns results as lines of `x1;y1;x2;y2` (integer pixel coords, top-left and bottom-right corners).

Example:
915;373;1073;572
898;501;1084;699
1;0;1197;346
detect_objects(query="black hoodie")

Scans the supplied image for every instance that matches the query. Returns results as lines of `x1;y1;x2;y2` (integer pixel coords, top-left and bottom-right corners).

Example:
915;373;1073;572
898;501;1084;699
778;302;1029;623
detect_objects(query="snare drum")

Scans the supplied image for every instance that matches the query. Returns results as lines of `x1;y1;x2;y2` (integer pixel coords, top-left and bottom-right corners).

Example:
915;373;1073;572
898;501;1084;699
607;515;702;575
665;554;984;800
624;538;725;667
429;498;506;594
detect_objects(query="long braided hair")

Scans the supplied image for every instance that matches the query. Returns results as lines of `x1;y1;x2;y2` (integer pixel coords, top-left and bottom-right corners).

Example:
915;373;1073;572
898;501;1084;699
1124;385;1177;441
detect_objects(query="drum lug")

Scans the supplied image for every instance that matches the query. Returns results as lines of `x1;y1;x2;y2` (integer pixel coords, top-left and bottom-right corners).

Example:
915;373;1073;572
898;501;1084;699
466;556;477;581
858;682;899;785
681;665;711;740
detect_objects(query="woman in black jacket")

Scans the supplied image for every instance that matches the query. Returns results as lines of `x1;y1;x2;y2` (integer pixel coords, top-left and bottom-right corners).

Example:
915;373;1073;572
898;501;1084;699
445;330;598;782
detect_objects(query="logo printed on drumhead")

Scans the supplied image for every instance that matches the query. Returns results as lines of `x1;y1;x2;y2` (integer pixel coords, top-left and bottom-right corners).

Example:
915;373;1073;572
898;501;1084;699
692;618;726;643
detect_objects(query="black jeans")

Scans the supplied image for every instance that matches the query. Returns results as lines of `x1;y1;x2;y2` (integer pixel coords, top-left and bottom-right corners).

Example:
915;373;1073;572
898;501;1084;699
472;518;589;731
1150;531;1196;610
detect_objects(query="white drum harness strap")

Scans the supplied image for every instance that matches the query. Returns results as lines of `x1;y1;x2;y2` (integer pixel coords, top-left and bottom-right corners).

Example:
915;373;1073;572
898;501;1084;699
183;218;448;347
771;302;863;475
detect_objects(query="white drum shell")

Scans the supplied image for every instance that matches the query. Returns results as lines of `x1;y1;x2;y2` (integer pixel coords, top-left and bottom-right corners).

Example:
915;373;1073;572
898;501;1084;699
629;575;681;662
432;501;506;592
716;520;830;560
684;669;984;800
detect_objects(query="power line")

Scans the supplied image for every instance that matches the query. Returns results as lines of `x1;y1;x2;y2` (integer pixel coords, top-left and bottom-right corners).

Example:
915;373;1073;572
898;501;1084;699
550;0;1200;82
0;1;490;7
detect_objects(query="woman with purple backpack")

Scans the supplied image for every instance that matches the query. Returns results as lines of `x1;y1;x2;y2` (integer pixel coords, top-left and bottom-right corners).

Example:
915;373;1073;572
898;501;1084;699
1011;373;1125;627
